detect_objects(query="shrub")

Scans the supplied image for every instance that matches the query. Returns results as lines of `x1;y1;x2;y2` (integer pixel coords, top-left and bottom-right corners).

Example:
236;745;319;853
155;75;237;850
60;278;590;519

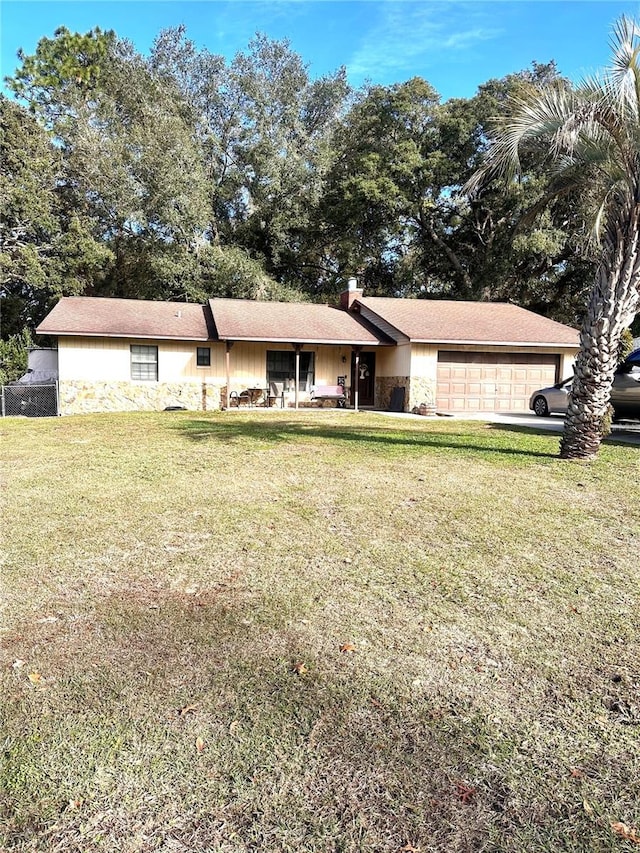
0;328;32;385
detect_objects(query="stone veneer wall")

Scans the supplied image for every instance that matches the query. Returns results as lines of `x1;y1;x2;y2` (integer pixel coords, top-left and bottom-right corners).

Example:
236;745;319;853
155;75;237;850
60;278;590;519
59;380;223;415
375;376;410;411
408;376;436;411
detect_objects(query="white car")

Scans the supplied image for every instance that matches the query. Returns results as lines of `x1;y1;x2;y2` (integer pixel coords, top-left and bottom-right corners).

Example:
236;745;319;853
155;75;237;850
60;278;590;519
529;377;572;416
529;361;640;420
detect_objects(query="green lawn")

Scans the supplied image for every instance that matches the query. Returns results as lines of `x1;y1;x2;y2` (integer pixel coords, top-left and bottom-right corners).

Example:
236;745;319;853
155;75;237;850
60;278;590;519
1;410;639;852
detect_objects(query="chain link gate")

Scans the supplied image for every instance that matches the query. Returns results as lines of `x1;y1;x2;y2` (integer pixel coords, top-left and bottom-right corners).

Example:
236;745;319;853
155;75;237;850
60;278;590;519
1;383;59;417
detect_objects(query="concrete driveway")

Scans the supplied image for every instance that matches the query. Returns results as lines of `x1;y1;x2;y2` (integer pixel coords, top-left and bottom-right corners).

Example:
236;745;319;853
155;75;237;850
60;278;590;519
380;409;640;447
447;411;640;447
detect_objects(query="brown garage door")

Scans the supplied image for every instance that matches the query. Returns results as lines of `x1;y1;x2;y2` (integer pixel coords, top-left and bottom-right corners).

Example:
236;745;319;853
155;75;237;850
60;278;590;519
436;351;560;412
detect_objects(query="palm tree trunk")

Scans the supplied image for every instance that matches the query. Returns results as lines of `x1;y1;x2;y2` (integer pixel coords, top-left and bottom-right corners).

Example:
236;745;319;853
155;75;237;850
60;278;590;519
560;204;640;460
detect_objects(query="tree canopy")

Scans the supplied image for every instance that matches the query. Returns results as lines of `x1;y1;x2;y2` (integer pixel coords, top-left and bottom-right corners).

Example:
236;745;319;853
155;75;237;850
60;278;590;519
0;94;111;337
2;23;607;342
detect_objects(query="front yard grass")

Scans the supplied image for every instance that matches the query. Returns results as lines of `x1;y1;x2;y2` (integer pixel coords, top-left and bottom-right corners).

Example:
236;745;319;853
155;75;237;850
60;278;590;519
1;410;639;852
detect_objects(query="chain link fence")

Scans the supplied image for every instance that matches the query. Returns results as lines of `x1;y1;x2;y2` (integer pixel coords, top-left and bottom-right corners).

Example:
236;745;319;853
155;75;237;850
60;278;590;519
1;383;59;417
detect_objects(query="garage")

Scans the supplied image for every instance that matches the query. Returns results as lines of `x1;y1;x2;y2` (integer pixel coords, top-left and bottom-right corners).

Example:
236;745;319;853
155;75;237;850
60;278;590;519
436;351;560;412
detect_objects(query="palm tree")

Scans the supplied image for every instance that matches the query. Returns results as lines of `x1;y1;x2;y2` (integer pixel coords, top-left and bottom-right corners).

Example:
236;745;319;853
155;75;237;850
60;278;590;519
467;16;640;459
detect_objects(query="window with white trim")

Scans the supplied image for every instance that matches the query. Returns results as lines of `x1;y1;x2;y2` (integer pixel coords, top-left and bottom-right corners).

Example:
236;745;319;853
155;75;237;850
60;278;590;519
131;345;158;380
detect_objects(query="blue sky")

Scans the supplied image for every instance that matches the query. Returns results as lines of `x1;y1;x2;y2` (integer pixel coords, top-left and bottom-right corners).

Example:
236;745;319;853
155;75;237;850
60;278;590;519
2;1;640;101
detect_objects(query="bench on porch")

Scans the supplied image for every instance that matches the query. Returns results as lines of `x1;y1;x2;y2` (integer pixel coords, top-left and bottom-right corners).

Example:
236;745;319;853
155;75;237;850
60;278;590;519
311;384;348;408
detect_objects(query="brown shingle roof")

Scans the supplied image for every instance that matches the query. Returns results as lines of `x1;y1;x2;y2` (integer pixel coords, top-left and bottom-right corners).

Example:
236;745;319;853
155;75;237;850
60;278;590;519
36;297;213;341
209;298;388;345
36;294;579;349
357;297;579;346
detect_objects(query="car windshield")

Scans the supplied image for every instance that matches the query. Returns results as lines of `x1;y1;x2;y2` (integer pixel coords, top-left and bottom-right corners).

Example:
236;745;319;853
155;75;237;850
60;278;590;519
616;362;640;375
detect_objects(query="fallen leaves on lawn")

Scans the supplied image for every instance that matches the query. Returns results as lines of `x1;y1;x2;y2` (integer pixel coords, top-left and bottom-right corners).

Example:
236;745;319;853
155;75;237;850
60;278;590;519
28;671;42;684
229;720;240;736
400;844;420;852
195;736;206;753
292;662;307;675
11;659;25;670
611;822;640;844
570;767;585;778
454;781;476;803
340;642;356;653
179;704;197;717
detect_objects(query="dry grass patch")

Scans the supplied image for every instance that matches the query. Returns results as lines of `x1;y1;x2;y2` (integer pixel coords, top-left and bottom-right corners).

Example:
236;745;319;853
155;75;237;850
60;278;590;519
1;410;639;852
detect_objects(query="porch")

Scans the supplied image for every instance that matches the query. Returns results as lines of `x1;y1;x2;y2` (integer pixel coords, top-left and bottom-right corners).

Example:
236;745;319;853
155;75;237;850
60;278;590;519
221;341;391;412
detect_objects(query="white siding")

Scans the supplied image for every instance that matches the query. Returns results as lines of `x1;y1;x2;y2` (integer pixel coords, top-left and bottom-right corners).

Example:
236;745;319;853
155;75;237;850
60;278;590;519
227;343;349;388
560;352;576;379
376;344;411;377
58;337;226;382
410;344;439;383
58;338;358;387
406;342;578;384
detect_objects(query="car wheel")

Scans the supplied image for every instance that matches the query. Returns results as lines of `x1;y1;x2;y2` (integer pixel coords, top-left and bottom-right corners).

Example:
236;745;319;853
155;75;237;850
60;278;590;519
533;396;549;417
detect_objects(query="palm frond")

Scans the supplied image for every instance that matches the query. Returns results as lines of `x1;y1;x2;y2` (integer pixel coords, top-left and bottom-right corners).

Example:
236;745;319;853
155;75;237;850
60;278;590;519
517;176;581;228
593;195;610;240
606;16;640;122
609;18;640;85
464;84;576;195
466;15;640;211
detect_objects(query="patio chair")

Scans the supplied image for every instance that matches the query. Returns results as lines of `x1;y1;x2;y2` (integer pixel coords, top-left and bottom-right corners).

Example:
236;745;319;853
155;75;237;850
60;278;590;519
229;390;251;407
268;382;285;408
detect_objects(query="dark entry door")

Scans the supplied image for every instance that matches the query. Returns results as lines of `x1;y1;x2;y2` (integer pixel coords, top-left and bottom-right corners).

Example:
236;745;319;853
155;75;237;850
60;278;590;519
351;351;376;406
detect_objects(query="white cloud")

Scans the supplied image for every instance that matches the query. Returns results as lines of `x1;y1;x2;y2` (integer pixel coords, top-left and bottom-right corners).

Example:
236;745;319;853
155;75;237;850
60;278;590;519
347;1;502;85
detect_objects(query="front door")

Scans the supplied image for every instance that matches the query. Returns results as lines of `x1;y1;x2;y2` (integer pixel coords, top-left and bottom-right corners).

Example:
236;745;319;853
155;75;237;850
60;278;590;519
351;351;376;406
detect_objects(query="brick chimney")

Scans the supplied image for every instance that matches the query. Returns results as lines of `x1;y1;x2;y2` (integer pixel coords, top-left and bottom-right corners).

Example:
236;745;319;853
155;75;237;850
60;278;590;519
339;277;364;311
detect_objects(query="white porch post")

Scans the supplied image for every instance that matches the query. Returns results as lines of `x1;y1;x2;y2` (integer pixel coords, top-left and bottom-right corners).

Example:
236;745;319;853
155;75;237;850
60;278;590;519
293;343;302;410
225;341;233;409
353;346;361;412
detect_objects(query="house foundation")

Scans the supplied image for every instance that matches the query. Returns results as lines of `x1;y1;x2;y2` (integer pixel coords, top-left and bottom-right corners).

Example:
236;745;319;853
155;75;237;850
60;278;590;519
375;376;410;411
59;380;222;415
408;376;437;412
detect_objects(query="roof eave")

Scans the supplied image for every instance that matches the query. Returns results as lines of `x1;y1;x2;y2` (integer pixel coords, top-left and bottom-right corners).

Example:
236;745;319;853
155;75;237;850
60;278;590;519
351;300;410;342
410;338;579;347
218;334;391;346
37;330;213;342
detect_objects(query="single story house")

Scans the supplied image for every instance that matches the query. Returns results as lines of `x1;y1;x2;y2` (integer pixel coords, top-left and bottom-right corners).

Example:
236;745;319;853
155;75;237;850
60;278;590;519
36;281;579;415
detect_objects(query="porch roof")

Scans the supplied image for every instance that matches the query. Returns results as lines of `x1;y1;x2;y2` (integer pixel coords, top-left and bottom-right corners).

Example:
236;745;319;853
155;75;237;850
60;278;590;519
355;297;579;347
36;296;213;341
209;298;391;345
